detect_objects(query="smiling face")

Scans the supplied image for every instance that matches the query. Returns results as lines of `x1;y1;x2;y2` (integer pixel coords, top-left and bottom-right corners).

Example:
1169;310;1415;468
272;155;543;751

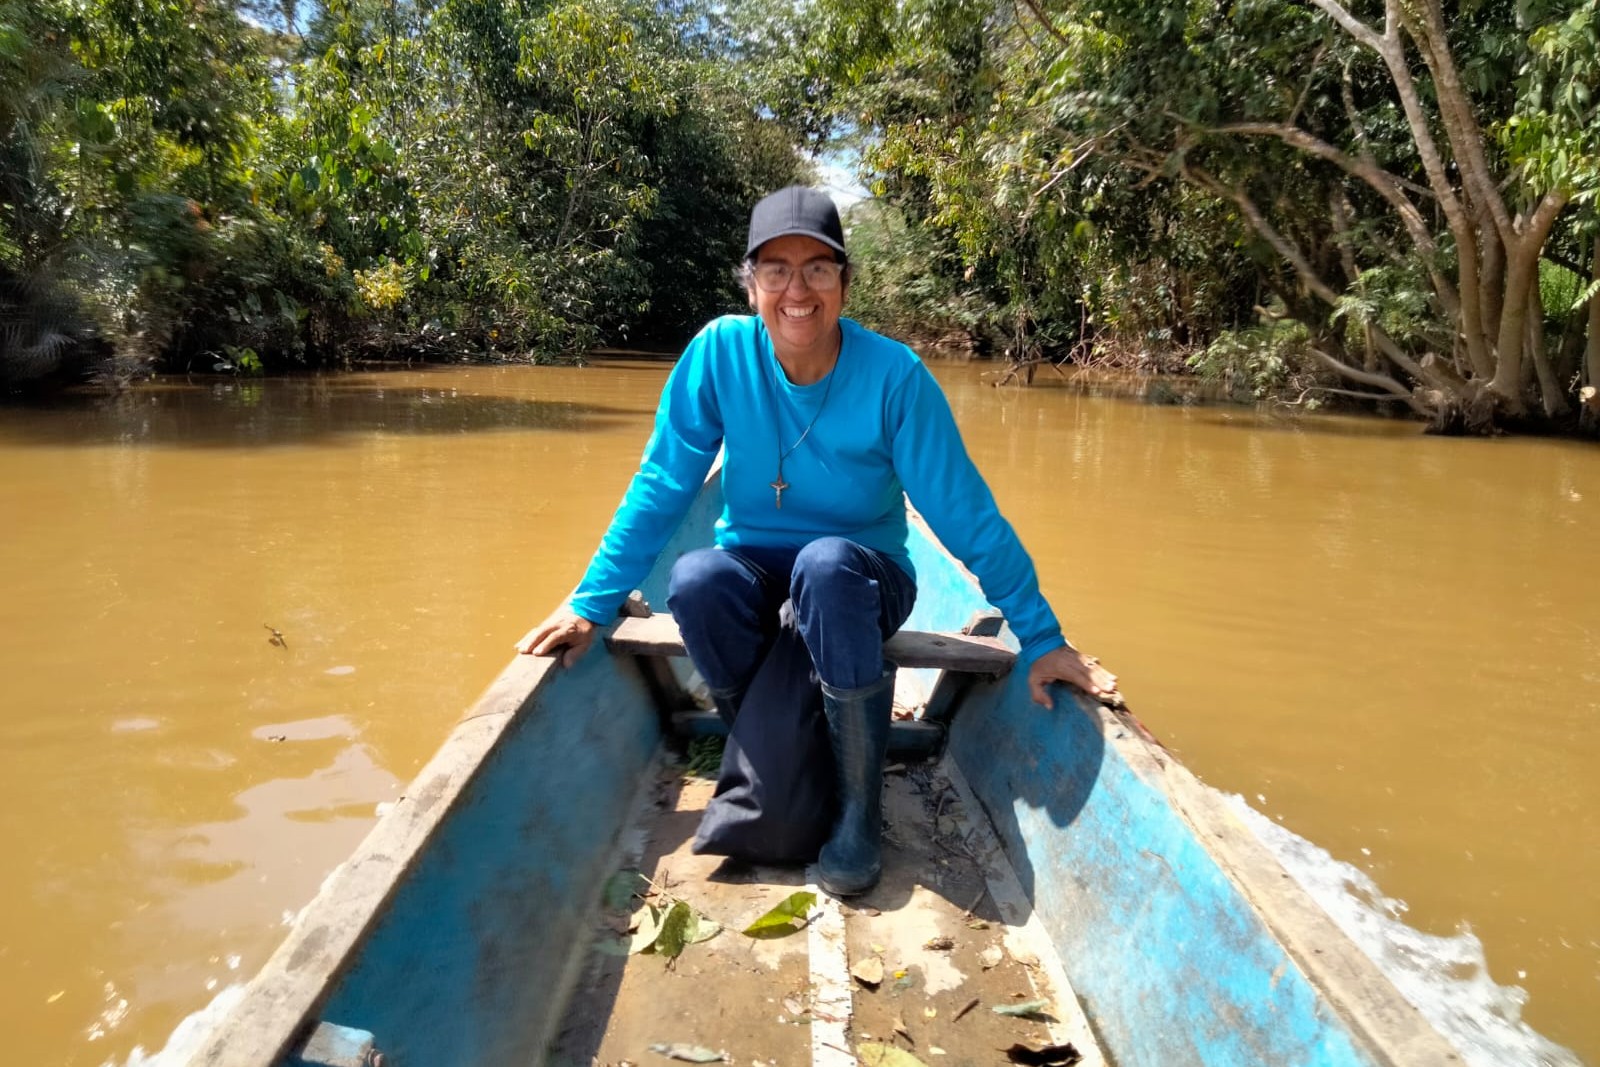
747;234;848;369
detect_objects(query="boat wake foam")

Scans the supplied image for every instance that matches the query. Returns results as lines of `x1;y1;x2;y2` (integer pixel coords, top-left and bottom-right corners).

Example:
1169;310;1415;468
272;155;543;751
1226;795;1581;1067
107;858;341;1066
104;983;246;1067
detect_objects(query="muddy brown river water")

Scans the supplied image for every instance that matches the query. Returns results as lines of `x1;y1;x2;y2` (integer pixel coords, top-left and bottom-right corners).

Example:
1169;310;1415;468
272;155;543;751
0;360;1595;1065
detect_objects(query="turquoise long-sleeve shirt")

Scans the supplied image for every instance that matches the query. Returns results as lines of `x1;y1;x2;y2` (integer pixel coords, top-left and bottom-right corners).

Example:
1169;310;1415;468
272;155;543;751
569;315;1067;665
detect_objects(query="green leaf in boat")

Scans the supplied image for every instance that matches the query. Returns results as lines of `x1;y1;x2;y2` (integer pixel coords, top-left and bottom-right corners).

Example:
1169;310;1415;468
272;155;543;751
648;1043;727;1062
992;998;1051;1018
684;735;725;778
857;1042;930;1067
656;900;693;959
603;869;650;910
742;890;817;938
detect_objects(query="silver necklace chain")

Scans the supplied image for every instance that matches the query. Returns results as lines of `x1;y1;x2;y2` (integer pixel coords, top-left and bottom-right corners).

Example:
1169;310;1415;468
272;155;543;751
767;335;839;509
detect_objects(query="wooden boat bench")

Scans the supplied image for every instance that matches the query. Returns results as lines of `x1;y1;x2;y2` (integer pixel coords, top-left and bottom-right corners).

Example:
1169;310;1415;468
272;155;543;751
605;607;1013;760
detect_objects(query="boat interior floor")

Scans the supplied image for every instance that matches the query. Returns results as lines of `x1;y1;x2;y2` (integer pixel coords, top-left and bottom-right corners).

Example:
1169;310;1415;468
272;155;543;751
549;754;1106;1067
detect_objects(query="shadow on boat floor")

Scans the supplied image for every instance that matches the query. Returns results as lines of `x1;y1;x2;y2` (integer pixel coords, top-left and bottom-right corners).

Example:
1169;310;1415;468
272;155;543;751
548;760;1104;1066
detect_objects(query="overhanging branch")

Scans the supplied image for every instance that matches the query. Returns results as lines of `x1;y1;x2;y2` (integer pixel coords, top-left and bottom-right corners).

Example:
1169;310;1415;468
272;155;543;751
1308;347;1432;413
1017;0;1070;47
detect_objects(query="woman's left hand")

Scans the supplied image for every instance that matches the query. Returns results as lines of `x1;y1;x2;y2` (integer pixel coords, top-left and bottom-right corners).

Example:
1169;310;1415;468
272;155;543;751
1028;646;1118;708
514;609;598;667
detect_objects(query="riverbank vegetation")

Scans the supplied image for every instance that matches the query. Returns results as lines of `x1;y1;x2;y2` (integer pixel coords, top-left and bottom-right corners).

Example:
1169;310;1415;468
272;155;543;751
4;0;1600;434
0;0;801;387
809;0;1600;434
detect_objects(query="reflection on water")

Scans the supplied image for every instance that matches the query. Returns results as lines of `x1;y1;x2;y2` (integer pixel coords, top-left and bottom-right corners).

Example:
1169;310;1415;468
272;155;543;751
0;363;1595;1064
0;373;644;449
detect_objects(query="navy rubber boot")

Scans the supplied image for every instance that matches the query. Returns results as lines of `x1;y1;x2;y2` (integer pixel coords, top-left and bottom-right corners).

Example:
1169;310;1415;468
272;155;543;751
816;669;896;896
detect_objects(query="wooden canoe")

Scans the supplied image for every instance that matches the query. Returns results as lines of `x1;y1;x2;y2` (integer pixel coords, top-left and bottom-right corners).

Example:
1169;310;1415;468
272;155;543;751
183;478;1464;1067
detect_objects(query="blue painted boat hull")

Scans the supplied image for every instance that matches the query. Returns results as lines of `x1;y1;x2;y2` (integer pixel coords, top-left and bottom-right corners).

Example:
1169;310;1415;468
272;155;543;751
188;480;1461;1067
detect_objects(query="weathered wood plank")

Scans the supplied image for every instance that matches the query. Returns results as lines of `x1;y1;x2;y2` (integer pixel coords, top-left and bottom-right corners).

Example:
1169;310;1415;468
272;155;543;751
607;613;1015;675
921;609;1006;724
886;628;1013;672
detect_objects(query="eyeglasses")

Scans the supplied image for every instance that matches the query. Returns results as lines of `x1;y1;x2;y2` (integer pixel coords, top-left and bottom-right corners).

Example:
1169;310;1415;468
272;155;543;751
749;259;846;293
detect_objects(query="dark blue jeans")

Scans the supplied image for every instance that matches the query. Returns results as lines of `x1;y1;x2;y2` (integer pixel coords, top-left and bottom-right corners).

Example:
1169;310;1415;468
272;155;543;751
666;537;917;692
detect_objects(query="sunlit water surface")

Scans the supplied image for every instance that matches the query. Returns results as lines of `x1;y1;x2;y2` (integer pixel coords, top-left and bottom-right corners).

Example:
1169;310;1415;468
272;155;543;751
0;362;1594;1064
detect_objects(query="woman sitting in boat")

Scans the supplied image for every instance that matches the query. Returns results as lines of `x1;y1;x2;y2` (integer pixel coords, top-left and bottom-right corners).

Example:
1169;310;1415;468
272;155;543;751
517;185;1117;896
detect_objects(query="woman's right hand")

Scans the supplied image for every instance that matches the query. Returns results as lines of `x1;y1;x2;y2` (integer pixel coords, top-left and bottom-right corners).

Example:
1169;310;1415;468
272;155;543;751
514;609;598;667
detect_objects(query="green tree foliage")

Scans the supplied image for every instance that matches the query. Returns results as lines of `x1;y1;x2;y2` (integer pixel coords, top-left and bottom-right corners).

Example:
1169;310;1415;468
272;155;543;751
805;0;1600;431
0;0;803;387
0;0;85;385
784;0;1258;367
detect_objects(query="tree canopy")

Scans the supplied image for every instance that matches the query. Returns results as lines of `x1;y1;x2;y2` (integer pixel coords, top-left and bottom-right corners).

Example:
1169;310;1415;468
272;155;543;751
0;0;802;385
5;0;1600;433
802;0;1600;431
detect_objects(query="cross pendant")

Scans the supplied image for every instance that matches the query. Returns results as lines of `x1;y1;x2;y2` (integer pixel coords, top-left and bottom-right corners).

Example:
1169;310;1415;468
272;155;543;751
771;475;789;509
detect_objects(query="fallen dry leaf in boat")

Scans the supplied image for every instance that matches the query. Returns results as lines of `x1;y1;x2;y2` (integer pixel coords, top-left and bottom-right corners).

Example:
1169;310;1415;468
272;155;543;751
1001;1042;1082;1066
1009;948;1041;968
629;898;720;959
648;1043;727;1063
978;945;1004;970
893;1015;914;1044
857;1042;930;1067
630;906;663;954
689;915;721;943
991;998;1050;1018
851;957;885;987
922;936;954;951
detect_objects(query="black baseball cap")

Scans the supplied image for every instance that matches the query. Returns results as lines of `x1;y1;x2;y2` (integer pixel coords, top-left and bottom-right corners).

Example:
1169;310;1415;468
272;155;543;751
745;186;847;261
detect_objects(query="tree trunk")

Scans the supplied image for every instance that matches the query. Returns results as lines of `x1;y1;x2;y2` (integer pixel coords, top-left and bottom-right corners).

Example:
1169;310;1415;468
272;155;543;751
1555;299;1584;387
1488;196;1568;407
1488;248;1536;410
1526;283;1568;418
1479;215;1506;352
